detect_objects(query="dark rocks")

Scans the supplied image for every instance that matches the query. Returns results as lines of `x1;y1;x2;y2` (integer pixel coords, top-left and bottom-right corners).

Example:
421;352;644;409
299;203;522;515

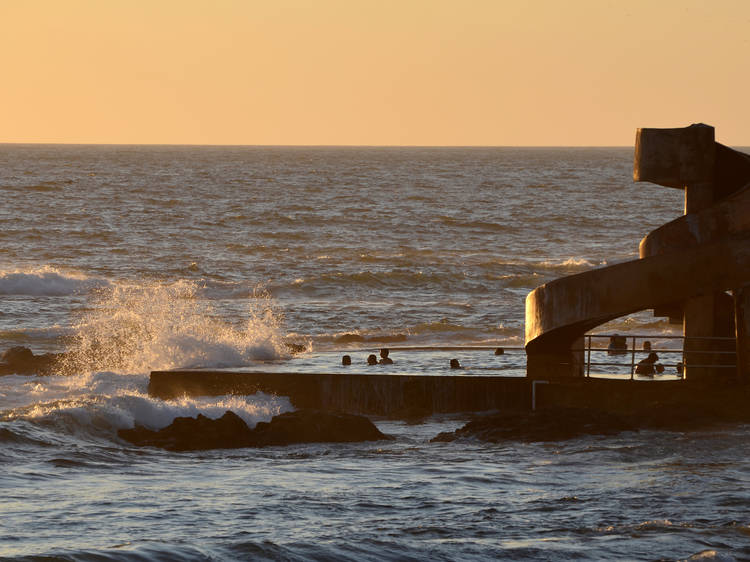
119;411;255;451
431;408;637;443
0;346;60;375
118;409;392;451
251;410;392;447
431;387;750;443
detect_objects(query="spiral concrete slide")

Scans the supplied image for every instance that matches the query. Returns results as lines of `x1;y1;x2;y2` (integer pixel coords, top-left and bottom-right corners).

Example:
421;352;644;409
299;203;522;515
525;124;750;382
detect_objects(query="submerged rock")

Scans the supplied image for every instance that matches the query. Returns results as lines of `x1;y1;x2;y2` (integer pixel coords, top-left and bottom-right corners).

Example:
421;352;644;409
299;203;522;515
0;346;61;376
119;409;392;451
431;389;750;443
251;410;392;446
431;408;636;443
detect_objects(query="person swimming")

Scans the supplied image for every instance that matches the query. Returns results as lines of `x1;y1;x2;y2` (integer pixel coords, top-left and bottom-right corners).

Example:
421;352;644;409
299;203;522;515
607;334;627;355
367;354;378;366
342;355;351;366
379;348;393;364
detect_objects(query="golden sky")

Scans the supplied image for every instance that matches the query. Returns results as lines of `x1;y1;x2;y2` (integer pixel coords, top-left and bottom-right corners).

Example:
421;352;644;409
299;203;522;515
1;0;748;145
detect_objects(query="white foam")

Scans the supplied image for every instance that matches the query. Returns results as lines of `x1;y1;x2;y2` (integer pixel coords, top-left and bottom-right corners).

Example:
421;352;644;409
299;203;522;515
2;371;293;437
0;266;109;296
540;257;602;269
60;279;289;375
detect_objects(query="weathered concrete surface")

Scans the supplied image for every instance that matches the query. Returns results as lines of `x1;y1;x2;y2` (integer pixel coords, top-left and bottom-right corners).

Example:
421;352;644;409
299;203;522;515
149;371;532;417
526;125;750;382
148;370;750;432
639;183;750;258
633;124;715;189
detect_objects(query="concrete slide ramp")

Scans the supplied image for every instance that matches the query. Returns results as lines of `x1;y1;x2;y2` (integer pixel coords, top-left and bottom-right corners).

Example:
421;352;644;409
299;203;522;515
525;124;750;381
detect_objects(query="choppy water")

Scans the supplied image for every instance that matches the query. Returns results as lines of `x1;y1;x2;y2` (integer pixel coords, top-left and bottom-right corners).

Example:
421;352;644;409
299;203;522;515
1;145;748;561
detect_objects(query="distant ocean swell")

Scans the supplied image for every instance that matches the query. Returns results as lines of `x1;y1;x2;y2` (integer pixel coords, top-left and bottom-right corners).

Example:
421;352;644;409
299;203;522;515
0;264;678;365
0;266;110;296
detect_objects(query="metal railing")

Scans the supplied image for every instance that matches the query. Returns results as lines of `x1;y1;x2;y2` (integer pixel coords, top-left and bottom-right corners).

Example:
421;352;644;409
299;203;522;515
582;334;737;380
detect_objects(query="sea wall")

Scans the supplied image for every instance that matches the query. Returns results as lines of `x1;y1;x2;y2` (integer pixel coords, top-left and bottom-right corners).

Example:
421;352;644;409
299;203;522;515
149;371;531;416
148;371;742;419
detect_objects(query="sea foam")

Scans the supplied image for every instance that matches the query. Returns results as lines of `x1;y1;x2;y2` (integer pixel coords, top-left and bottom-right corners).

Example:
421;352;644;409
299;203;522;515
0;267;109;296
60;279;288;375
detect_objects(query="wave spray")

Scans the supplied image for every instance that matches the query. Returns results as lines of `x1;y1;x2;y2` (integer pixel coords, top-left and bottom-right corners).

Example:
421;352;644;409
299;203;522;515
60;280;288;375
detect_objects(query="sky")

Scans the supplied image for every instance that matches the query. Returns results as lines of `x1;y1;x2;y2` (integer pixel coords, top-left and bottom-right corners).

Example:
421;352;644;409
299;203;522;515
1;0;748;146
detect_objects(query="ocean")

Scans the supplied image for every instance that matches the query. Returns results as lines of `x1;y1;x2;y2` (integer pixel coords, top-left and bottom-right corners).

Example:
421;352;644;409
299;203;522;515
0;145;747;561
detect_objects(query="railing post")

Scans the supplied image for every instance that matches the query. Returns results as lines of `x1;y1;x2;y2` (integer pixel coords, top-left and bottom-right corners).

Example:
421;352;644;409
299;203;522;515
630;337;636;379
586;335;591;377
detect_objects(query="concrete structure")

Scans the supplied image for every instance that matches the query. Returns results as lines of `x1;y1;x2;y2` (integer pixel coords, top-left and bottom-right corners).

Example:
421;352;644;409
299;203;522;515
525;124;750;383
148;124;750;418
149;370;531;416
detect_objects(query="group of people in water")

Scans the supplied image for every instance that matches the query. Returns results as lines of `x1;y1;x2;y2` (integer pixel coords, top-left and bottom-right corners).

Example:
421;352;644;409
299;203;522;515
341;348;393;367
340;348;465;369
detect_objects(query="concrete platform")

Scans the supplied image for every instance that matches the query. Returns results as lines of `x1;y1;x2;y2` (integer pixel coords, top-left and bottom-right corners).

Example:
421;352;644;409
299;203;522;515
148;370;698;418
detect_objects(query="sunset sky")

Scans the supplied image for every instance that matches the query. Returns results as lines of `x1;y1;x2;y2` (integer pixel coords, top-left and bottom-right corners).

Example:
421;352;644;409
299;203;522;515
2;0;748;146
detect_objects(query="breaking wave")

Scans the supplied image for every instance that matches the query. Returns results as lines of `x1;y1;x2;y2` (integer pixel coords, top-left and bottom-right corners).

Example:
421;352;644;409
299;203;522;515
59;280;289;375
0;266;109;296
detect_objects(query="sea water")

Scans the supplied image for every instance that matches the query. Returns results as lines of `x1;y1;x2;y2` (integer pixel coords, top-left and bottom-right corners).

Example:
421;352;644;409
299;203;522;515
0;146;748;561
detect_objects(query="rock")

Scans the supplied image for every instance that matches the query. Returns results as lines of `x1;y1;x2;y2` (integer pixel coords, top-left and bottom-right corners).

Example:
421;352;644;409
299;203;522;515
431;408;636;443
0;346;60;375
118;409;392;451
119;411;255;451
251;409;392;446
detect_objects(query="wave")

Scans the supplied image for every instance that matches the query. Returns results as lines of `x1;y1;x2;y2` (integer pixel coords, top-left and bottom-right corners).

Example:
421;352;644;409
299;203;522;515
59;280;289;375
278;270;470;293
539;257;606;271
19;390;292;435
435;216;512;232
1;373;292;446
0;266;109;296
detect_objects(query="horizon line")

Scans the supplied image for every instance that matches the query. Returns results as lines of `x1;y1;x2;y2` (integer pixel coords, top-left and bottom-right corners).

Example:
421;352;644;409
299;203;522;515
3;142;748;150
0;141;639;149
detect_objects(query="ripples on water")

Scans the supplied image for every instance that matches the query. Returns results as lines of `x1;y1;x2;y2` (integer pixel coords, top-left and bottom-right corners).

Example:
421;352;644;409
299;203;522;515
2;415;749;561
0;146;747;560
0;146;684;351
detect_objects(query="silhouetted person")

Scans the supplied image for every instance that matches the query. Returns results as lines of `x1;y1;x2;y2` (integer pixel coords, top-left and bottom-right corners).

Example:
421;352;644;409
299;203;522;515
367;354;378;366
379;348;393;365
494;347;504;355
342;355;351;366
450;358;461;369
607;334;627;355
635;352;659;376
643;340;652;352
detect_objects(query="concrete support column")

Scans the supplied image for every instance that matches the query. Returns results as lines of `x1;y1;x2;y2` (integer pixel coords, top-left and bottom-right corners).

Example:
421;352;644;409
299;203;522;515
526;338;585;379
683;293;715;381
734;286;750;383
